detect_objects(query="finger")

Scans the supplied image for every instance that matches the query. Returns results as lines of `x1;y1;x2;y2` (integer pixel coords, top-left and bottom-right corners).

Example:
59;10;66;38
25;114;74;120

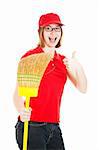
29;107;32;112
63;59;70;66
63;58;68;62
23;117;30;121
21;117;30;122
23;111;31;116
66;65;70;70
25;115;31;121
24;108;30;112
23;108;32;113
72;51;77;59
63;62;70;68
20;111;31;117
23;113;31;117
63;59;69;66
22;114;31;120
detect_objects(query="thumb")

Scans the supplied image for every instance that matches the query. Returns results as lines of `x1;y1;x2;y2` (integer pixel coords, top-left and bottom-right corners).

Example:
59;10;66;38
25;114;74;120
29;107;32;111
72;51;77;59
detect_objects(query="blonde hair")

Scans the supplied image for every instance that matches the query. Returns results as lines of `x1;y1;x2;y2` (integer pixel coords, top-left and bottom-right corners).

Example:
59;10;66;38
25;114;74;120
38;27;63;48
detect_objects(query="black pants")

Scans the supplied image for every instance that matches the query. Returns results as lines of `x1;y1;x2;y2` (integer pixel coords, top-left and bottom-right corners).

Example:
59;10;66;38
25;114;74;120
15;120;65;150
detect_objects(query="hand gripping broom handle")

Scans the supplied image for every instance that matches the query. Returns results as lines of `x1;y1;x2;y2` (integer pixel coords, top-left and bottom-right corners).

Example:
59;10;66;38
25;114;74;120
23;96;30;150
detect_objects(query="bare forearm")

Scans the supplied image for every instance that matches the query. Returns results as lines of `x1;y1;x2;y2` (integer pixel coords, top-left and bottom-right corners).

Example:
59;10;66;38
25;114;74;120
67;66;87;93
13;95;25;112
75;65;87;93
13;85;25;113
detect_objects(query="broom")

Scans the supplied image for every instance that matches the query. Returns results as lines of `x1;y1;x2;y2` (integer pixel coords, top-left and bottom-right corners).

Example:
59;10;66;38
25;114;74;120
17;52;53;150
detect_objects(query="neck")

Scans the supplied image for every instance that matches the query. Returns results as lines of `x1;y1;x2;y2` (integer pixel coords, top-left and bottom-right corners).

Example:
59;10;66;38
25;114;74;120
43;46;56;59
43;45;56;53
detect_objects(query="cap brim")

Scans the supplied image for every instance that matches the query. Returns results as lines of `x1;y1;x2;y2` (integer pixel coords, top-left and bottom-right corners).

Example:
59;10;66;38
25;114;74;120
40;22;64;27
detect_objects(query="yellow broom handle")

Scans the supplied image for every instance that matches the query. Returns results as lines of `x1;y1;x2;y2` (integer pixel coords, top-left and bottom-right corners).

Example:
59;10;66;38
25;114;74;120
23;96;30;150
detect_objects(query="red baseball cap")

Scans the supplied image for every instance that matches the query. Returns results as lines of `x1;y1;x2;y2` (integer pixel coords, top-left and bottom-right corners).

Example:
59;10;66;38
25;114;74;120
39;13;64;27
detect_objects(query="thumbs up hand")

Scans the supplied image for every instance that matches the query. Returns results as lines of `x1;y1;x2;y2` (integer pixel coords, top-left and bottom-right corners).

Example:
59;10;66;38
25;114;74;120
63;51;87;93
63;51;78;77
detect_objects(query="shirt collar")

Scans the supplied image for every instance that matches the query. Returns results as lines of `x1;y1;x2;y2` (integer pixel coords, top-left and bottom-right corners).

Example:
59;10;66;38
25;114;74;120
38;46;57;58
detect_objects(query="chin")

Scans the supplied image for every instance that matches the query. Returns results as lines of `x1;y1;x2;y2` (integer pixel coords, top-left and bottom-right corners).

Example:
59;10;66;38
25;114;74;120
49;45;56;48
47;42;58;48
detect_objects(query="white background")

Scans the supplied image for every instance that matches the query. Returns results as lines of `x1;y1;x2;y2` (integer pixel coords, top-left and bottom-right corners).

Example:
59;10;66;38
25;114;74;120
0;0;98;150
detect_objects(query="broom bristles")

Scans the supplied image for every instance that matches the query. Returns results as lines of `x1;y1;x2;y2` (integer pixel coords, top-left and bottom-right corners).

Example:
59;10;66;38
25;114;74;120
17;52;53;96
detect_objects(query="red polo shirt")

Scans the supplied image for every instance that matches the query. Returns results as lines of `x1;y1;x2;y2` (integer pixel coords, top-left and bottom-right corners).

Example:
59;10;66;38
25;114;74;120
20;46;67;123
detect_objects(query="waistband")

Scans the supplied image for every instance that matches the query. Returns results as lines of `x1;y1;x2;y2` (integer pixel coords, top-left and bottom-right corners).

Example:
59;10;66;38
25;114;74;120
18;120;59;127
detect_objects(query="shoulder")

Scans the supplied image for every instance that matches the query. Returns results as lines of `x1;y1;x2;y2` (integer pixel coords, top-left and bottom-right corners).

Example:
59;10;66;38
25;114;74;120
21;46;42;59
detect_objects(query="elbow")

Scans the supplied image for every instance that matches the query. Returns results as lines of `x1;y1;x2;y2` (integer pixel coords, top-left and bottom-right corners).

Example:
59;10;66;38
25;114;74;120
76;80;87;94
78;87;87;93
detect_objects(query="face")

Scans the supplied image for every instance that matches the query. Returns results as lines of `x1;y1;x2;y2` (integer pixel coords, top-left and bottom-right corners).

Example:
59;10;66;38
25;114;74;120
43;24;62;48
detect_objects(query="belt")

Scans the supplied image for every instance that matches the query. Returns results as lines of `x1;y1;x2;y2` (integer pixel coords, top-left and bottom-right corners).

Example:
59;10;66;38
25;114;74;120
29;121;59;127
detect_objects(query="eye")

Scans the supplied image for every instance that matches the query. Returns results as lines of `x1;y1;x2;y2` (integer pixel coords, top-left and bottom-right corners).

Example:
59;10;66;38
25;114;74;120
46;27;50;30
44;26;52;32
55;26;61;32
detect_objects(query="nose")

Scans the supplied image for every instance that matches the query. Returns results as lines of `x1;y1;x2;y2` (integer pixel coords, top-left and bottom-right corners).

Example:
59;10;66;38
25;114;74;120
50;30;56;36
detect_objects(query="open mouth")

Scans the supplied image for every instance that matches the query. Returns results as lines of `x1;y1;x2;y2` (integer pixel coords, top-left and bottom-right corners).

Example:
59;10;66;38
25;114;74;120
49;37;57;42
